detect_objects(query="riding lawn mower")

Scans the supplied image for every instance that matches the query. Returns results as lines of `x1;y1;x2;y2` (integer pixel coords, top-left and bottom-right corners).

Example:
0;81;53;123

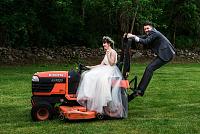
31;38;137;121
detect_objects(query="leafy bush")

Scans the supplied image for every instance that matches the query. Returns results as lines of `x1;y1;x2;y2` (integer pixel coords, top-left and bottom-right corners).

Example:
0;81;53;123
175;36;197;49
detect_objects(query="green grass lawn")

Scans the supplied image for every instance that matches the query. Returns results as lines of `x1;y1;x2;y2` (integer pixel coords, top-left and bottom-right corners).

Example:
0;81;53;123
0;63;200;134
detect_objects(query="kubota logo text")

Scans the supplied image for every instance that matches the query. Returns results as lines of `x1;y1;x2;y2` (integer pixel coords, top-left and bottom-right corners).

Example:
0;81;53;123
49;74;64;77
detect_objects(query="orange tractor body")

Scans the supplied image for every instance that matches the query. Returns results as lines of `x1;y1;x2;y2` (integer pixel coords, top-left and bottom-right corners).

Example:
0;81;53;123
31;69;132;121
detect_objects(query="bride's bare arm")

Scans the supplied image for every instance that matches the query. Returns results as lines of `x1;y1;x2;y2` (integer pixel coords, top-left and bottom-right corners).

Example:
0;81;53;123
106;50;116;66
86;64;102;69
86;65;96;69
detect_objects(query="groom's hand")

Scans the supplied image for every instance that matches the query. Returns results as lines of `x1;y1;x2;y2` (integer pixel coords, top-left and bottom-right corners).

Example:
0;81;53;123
127;33;139;42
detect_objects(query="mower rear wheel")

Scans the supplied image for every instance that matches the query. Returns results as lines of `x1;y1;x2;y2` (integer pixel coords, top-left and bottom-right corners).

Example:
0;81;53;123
31;103;53;121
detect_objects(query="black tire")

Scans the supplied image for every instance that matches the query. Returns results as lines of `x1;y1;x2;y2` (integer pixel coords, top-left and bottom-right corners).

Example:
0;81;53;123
31;103;53;121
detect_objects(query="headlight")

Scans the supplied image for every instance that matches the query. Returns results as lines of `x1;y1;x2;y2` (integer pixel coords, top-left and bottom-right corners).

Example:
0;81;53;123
32;76;39;82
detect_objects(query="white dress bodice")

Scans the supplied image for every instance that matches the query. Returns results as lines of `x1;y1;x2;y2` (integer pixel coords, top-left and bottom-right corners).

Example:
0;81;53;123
102;49;117;66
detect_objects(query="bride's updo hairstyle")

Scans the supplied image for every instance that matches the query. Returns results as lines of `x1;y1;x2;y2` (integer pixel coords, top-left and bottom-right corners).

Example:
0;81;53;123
102;36;114;48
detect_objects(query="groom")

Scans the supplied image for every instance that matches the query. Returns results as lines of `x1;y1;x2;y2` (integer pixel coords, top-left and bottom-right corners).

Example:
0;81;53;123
127;21;175;96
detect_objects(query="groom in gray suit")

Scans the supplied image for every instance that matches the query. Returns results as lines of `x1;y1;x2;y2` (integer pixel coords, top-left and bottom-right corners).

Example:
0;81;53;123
127;21;175;96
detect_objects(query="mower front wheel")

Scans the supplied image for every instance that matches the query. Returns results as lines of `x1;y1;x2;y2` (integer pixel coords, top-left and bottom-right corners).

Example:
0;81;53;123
31;103;53;121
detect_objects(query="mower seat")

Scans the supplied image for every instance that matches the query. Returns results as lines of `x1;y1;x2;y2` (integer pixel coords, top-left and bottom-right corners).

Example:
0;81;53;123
68;70;81;94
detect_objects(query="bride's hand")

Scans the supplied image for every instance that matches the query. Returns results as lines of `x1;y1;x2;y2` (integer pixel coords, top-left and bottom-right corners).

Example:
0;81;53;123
106;50;110;55
86;65;91;68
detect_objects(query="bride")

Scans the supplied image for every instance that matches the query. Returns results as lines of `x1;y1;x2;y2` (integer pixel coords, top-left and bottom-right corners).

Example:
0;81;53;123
77;36;128;118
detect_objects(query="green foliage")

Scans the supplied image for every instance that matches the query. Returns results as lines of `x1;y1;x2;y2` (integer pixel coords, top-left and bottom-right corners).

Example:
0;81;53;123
176;35;200;49
179;1;200;33
135;0;164;31
175;36;194;49
0;0;200;48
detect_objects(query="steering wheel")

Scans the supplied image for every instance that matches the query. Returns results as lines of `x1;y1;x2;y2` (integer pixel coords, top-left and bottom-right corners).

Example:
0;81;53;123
78;64;90;74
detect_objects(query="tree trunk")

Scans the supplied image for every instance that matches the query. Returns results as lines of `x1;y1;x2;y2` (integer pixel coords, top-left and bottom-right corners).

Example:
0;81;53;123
130;5;138;33
130;0;139;33
173;25;176;46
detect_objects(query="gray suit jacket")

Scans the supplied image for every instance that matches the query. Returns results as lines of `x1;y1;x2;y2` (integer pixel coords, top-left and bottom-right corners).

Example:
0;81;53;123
138;28;175;61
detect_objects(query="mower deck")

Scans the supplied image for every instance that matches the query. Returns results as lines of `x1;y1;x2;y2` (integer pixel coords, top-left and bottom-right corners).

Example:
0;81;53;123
59;106;96;120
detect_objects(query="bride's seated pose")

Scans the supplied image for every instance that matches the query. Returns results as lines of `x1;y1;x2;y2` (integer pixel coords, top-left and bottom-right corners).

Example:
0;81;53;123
77;36;128;118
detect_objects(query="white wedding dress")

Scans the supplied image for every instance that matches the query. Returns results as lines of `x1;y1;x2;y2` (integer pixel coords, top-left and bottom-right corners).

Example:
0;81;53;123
77;49;128;118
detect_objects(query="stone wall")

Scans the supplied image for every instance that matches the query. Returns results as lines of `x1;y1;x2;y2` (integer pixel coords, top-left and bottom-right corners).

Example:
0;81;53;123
0;46;200;65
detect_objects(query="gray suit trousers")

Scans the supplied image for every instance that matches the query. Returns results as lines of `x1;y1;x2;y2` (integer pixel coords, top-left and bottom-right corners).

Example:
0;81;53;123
138;56;168;93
